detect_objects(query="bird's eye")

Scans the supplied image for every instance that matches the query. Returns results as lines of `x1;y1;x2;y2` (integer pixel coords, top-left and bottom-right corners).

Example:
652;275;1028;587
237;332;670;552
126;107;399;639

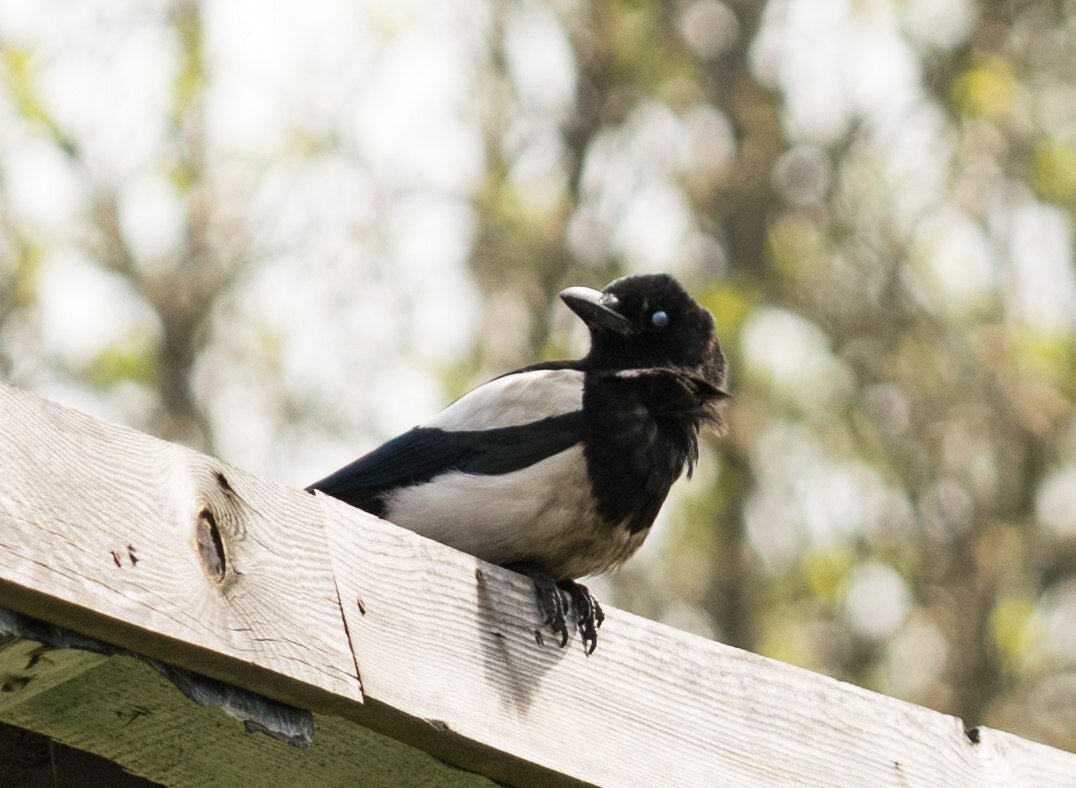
650;310;669;328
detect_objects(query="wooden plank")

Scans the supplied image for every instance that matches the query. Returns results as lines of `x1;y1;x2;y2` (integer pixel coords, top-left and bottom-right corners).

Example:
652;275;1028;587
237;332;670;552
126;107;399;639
0;381;575;784
0;652;491;787
0;381;361;711
0;635;106;713
321;487;1076;788
1;380;1075;786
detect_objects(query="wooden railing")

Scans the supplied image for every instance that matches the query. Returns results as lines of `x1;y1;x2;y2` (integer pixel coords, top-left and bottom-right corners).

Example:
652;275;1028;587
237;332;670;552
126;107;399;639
1;381;1073;787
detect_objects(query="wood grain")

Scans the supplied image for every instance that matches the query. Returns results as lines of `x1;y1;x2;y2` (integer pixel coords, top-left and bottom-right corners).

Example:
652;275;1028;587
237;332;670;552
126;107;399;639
0;634;105;713
1;650;491;787
0;381;360;706
2;380;1075;787
322;496;1076;787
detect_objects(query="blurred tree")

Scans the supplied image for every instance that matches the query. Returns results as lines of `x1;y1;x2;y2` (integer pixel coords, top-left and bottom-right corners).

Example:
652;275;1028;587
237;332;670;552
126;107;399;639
0;0;229;449
1;0;1074;756
462;0;1076;754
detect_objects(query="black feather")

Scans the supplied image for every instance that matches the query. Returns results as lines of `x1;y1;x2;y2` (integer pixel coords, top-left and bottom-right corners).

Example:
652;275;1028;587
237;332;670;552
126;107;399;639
580;371;704;534
307;411;584;515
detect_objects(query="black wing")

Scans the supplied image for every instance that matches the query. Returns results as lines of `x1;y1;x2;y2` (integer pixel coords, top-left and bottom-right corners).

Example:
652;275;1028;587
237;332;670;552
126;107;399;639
307;411;585;516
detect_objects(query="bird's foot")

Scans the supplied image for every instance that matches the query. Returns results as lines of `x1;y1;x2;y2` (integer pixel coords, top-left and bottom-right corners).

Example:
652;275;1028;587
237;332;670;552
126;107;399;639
509;563;571;647
507;563;604;653
559;580;605;655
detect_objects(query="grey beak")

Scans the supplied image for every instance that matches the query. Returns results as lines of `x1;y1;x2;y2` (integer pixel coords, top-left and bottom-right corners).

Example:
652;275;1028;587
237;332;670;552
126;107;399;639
559;286;637;336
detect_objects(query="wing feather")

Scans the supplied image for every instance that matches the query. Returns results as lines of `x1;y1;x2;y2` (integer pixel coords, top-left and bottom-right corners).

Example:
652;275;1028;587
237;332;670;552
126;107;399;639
307;411;585;514
424;368;584;431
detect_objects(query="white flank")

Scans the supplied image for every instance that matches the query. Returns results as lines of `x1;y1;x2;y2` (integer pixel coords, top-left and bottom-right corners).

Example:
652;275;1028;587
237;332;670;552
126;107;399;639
380;445;647;579
424;369;585;431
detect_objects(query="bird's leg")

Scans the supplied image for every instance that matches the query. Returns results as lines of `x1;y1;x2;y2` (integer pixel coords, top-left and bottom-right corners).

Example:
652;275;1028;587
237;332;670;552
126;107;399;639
558;580;605;655
507;562;571;648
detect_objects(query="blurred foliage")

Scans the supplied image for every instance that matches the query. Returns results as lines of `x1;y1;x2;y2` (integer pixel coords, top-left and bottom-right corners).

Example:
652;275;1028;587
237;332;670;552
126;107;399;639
462;0;1076;754
1;0;1075;757
1035;139;1076;208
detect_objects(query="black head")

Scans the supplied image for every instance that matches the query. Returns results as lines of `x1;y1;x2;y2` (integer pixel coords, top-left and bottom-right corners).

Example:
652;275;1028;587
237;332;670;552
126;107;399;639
560;273;727;391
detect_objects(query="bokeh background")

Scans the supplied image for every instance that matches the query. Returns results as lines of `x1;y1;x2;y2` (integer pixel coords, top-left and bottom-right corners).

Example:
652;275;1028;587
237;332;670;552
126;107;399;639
2;0;1075;753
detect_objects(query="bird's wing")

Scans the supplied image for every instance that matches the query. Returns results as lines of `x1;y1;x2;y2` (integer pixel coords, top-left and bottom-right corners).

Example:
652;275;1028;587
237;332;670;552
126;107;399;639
308;427;469;498
307;367;587;512
424;367;585;430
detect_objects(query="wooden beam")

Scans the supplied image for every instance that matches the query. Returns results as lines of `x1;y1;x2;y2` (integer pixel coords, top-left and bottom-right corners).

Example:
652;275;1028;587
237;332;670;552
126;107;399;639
0;381;360;708
1;650;490;787
1;380;1075;787
0;628;106;714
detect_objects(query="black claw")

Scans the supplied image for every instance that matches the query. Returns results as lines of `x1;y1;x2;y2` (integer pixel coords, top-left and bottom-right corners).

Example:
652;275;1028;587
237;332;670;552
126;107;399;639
551;587;571;648
560;581;603;655
539;579;570;647
509;563;570;647
507;564;605;653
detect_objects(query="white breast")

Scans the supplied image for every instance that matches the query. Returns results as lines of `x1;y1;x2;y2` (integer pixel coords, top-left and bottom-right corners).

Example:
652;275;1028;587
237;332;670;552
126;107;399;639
424;369;585;431
380;445;647;580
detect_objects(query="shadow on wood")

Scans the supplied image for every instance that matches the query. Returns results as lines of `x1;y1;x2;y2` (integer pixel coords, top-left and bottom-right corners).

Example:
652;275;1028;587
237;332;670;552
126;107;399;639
1;381;1075;787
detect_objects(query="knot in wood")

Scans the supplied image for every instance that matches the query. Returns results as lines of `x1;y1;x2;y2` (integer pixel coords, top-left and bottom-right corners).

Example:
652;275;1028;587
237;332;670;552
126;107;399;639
196;508;227;582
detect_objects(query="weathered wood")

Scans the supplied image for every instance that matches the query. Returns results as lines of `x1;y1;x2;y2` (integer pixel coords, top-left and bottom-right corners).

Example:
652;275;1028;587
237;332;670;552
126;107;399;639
0;632;106;713
324;499;1076;787
0;381;561;785
0;380;360;709
1;650;490;787
1;379;1075;787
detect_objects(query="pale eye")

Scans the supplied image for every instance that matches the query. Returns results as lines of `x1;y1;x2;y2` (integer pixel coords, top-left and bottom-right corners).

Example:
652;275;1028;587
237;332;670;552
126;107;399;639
651;310;669;327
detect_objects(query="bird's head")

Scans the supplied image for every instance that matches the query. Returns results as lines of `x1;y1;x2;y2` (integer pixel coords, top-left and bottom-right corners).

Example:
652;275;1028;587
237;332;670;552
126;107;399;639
560;273;728;395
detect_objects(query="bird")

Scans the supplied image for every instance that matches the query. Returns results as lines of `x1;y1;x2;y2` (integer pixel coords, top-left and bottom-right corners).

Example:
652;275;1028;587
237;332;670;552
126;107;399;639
307;273;728;653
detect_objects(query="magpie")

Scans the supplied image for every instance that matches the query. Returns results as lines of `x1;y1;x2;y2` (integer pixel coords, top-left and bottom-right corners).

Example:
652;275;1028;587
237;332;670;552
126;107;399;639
308;273;728;653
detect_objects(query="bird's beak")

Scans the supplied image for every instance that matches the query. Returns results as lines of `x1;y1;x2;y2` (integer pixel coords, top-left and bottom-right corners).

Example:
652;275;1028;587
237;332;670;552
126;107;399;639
559;286;638;336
